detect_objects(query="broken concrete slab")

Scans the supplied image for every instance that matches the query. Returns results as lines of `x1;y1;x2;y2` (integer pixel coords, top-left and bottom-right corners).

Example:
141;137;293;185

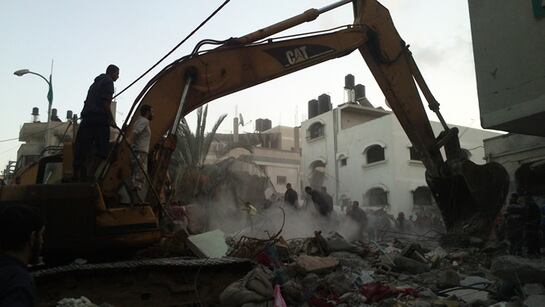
294;255;339;274
187;229;228;258
491;256;545;284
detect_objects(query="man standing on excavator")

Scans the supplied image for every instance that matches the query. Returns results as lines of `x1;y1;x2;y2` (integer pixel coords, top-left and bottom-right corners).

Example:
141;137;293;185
73;64;119;181
128;105;154;203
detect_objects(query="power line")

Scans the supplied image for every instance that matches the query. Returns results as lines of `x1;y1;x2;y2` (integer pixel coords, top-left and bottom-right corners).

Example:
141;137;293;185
113;0;232;101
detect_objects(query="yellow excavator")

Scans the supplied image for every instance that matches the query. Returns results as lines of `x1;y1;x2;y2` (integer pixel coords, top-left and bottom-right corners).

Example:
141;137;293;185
1;0;509;260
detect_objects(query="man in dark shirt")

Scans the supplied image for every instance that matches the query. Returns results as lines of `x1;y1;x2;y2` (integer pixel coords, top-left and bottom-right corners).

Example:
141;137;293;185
305;186;332;216
284;183;298;209
0;205;45;307
347;201;368;241
321;186;334;211
505;193;525;256
73;64;119;181
523;194;542;257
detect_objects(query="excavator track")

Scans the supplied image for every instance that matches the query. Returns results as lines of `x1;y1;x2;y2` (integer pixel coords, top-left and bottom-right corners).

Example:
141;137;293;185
34;257;253;307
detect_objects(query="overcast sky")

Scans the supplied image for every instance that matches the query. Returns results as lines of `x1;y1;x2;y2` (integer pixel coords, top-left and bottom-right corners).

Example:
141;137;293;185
0;0;479;169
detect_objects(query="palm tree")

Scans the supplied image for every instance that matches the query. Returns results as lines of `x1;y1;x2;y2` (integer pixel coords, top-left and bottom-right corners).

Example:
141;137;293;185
169;106;227;203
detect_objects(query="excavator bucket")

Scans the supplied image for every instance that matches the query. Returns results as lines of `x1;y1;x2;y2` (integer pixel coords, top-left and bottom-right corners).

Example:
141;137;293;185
427;159;509;239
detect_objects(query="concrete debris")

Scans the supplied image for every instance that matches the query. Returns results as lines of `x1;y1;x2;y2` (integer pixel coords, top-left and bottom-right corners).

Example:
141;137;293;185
330;251;370;269
326;232;358;253
219;228;545;306
186;229;228;258
491;255;545;284
295;255;339;274
56;297;101;307
436;269;461;289
220;265;275;306
392;255;430;274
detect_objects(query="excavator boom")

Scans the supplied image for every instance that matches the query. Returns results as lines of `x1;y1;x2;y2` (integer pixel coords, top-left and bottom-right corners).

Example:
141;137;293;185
1;0;509;261
100;0;508;238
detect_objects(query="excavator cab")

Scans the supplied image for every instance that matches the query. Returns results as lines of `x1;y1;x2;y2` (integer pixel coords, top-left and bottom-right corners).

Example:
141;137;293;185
0;140;160;262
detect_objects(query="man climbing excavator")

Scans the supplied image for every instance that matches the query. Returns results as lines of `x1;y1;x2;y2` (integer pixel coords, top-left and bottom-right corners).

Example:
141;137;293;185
0;0;508;259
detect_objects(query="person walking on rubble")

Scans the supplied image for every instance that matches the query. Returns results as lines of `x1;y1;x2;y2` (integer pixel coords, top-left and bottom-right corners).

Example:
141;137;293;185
505;193;525;256
73;64;119;181
284;183;298;209
0;205;45;307
522;193;542;257
396;212;406;232
305;186;332;216
127;105;154;203
347;201;368;241
321;186;334;211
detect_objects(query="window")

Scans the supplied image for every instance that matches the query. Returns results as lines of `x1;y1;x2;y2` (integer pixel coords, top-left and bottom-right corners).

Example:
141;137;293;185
366;187;388;207
308;122;324;140
413;186;432;207
276;176;287;185
409;146;422;161
340;158;347;166
365;145;385;164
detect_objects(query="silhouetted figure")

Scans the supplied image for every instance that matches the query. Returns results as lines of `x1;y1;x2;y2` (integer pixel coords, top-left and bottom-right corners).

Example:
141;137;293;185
523;194;541;257
305;186;331;216
321;186;334;211
505;193;525;255
284;183;298;209
73;64;119;181
396;212;406;232
347;201;368;241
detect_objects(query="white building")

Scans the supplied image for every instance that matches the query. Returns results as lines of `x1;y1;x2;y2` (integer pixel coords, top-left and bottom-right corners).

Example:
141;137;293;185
301;101;500;216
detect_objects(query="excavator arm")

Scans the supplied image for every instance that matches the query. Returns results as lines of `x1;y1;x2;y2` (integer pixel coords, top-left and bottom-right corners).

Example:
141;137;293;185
102;0;508;238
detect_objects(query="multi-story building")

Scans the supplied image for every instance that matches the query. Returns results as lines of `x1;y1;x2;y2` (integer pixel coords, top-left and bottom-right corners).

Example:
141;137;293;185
13;107;76;176
301;77;499;216
205;118;302;194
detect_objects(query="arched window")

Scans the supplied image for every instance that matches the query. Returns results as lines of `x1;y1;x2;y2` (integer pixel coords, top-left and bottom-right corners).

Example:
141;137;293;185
413;186;432;206
365;144;385;164
308;122;325;140
366;187;388;207
309;160;326;188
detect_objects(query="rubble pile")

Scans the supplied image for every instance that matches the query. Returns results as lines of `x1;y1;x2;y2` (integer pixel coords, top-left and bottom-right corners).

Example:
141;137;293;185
220;231;545;307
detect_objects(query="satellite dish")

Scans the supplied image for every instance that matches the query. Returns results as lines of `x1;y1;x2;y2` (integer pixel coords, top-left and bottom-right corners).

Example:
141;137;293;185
239;113;245;126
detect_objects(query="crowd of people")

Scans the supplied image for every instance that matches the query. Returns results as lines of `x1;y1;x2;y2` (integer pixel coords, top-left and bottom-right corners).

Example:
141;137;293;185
281;183;446;242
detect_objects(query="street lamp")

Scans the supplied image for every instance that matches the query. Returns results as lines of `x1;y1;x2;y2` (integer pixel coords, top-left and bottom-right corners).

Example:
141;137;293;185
13;68;54;150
